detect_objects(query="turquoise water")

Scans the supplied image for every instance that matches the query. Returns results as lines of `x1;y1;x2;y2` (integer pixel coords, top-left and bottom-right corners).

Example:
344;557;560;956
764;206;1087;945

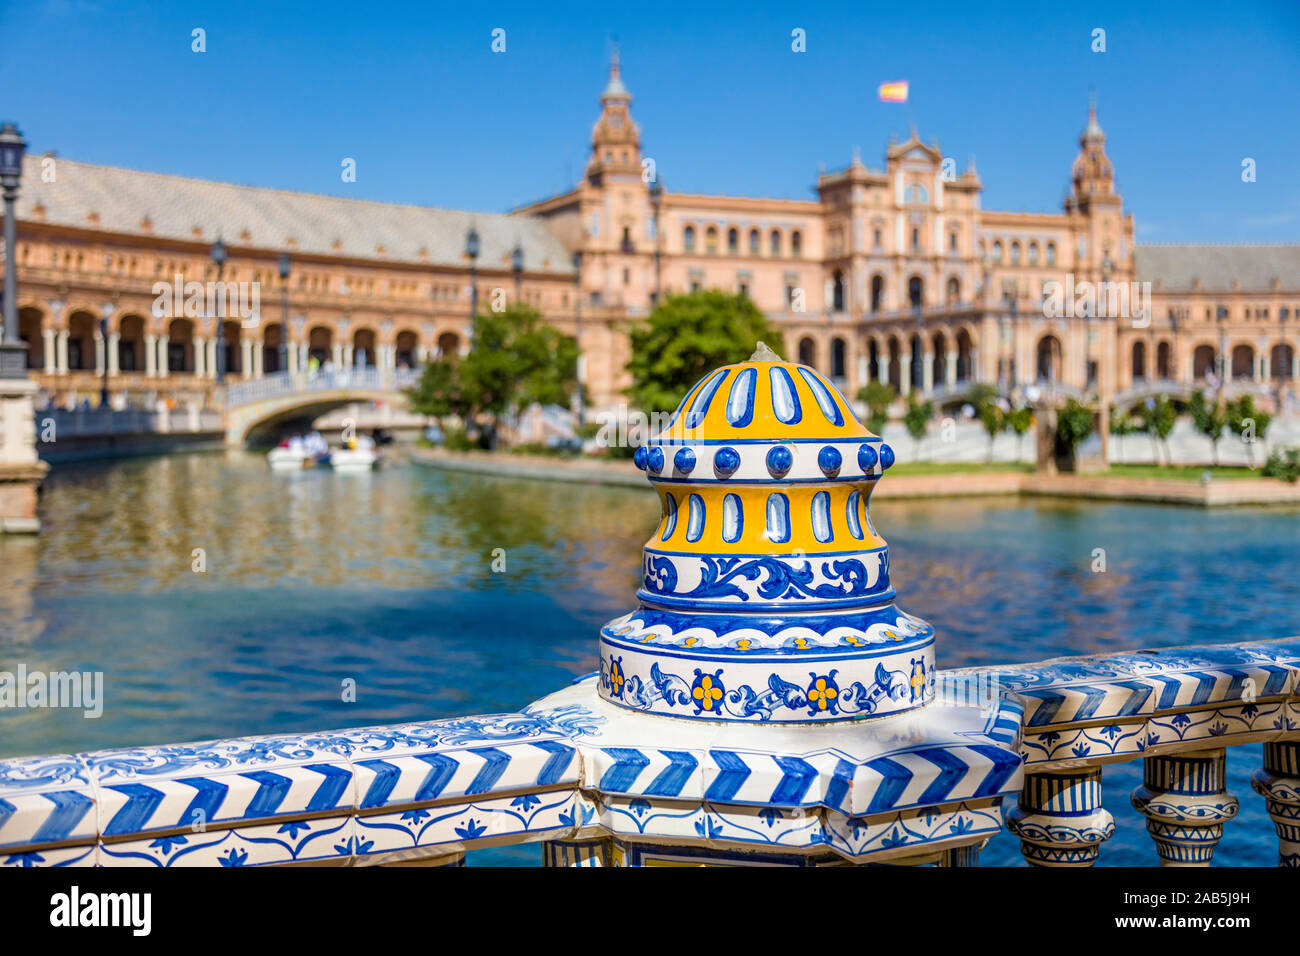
2;451;1297;865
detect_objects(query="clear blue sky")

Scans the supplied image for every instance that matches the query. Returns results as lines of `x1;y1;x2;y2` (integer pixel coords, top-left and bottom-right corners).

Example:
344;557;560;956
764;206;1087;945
3;0;1298;243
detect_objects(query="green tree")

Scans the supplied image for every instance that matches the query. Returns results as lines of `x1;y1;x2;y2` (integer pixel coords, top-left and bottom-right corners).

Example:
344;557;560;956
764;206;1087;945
1226;394;1272;467
857;381;897;436
1138;395;1177;466
626;290;779;414
965;384;1004;462
1109;404;1139;465
1262;447;1300;483
1054;398;1094;471
1006;405;1034;462
1187;391;1228;466
459;305;579;447
903;395;934;458
405;357;461;435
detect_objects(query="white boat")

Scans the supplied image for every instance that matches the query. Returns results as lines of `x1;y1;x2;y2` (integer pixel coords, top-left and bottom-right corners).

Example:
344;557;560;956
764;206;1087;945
268;441;313;470
328;438;379;470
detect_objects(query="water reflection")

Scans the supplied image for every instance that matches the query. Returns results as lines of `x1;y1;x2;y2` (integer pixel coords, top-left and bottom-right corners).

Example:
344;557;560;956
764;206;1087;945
2;453;1297;753
1;452;1296;865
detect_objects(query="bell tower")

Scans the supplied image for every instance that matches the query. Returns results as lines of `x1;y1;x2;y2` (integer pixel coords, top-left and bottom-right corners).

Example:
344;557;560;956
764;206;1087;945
578;46;654;311
1066;95;1119;213
1064;96;1133;282
586;45;642;186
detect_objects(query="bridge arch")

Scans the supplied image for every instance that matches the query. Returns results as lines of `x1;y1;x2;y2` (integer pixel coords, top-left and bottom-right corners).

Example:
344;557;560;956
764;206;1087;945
224;368;417;446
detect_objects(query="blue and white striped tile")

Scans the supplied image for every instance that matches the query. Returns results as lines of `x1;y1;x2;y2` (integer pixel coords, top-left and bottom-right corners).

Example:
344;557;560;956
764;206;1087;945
353;740;578;810
0;752;97;851
93;757;355;834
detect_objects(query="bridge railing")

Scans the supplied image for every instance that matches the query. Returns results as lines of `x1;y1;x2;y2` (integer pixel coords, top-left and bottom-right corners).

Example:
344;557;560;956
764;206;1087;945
225;365;422;409
33;405;223;438
1;635;1296;867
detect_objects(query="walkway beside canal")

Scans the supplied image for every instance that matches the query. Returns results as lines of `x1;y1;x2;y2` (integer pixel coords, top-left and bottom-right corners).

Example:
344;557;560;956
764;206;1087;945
409;447;1300;506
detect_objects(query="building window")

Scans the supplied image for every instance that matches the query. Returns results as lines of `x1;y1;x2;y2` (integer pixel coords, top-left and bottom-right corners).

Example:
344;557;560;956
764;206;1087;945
949;232;958;252
992;240;1003;263
684;225;696;252
911;228;920;252
791;231;802;257
1046;242;1057;266
1010;241;1021;265
749;229;760;255
727;228;739;255
904;184;929;205
874;228;882;249
770;230;782;256
1028;242;1039;265
705;226;719;254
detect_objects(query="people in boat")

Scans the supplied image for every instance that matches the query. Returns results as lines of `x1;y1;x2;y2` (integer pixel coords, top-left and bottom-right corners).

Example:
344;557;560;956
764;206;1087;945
303;431;328;458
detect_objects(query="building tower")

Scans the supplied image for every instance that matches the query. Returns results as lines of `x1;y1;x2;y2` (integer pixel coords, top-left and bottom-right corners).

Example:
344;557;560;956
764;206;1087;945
1065;96;1134;284
578;48;655;312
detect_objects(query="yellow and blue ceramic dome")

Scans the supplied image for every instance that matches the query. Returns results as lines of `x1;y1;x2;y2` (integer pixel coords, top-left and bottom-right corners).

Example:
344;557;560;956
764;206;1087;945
602;345;935;723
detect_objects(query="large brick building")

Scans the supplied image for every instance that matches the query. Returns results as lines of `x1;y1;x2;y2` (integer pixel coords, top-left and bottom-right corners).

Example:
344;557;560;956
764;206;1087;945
8;52;1299;414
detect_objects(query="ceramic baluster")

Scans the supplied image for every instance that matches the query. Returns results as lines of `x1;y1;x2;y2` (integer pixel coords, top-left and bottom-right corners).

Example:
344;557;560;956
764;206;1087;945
1251;741;1300;867
1131;749;1238;866
1007;769;1115;866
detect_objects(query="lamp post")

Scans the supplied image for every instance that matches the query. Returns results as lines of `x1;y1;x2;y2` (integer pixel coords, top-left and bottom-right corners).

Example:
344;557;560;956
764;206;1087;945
466;226;480;343
573;250;584;428
278;252;291;376
211;238;227;384
0;123;27;379
648;177;663;304
1216;304;1228;399
512;243;523;304
99;303;113;408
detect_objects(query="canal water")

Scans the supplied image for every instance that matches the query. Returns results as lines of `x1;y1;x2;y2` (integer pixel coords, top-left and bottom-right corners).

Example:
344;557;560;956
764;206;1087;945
2;450;1298;866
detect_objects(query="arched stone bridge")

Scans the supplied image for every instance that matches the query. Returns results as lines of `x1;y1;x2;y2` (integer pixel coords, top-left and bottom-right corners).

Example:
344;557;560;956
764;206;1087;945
224;367;419;446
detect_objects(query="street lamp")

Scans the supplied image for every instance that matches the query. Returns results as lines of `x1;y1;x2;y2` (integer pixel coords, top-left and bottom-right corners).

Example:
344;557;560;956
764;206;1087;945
99;303;113;408
512;243;523;303
466;225;480;342
0;122;28;378
573;250;584;428
210;237;227;384
648;177;663;304
278;252;291;375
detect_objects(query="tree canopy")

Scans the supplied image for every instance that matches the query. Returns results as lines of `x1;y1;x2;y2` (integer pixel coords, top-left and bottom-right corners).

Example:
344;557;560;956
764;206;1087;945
405;305;579;442
626;290;780;413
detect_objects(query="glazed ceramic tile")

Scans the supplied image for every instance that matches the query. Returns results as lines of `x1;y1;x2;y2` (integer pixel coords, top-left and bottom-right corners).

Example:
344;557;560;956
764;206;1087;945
97;814;355;866
87;734;356;836
0;751;97;851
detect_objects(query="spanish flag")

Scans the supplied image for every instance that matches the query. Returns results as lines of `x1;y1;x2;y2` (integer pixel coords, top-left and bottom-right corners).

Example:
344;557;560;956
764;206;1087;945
878;81;908;103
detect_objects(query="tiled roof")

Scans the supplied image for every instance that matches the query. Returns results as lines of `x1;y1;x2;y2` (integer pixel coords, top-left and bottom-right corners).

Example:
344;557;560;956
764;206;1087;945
1135;244;1300;292
15;156;575;274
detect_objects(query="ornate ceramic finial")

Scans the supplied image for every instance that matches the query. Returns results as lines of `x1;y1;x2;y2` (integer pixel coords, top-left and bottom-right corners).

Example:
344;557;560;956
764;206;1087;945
609;354;930;723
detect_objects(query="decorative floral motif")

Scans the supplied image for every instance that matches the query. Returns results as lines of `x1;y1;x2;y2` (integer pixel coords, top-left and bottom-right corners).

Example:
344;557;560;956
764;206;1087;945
806;672;840;715
643;554;888;605
620;659;925;721
691;670;726;713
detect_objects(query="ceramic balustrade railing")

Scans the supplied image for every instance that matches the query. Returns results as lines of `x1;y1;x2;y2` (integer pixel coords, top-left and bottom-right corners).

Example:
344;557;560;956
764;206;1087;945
948;634;1300;867
2;636;1298;868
